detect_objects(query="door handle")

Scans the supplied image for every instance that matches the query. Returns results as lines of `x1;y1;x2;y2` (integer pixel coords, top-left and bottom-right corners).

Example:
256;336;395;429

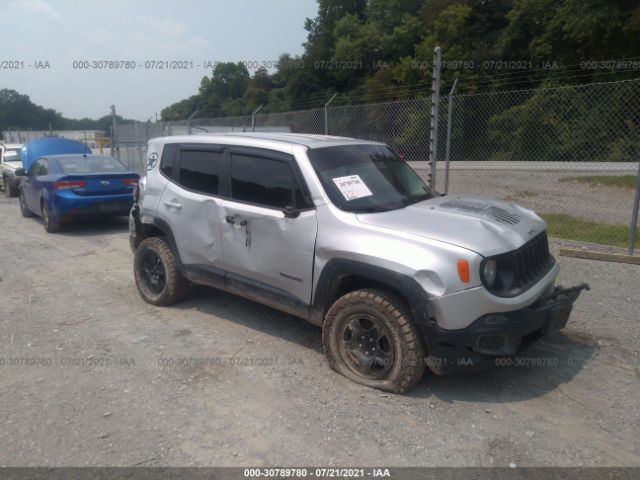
225;215;250;246
225;215;248;227
163;200;182;209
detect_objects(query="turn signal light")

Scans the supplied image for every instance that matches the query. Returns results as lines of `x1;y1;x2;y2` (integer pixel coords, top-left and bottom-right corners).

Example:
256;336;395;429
457;259;470;283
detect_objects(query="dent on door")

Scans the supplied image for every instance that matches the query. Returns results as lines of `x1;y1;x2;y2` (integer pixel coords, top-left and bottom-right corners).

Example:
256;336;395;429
223;206;317;304
173;196;222;265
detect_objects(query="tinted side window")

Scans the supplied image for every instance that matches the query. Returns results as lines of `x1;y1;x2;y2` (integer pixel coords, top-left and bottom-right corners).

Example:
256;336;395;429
30;159;47;176
231;154;301;209
160;144;177;179
178;150;223;195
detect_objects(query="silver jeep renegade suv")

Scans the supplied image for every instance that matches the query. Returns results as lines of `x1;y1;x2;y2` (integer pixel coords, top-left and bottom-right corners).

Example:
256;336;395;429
130;133;587;393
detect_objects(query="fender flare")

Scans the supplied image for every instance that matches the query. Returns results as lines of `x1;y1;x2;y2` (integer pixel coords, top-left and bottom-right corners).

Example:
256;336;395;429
309;259;434;332
133;209;183;270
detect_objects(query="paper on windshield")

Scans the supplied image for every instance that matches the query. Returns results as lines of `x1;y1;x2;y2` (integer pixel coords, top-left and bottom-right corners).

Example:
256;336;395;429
332;174;373;201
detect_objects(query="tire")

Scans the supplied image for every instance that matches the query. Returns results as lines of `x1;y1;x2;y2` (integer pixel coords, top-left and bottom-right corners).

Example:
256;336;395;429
19;190;35;217
322;288;426;393
41;200;62;233
4;179;17;197
134;236;190;306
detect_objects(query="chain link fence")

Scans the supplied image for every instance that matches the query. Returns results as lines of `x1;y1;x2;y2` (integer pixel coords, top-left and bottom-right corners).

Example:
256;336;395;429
115;78;640;252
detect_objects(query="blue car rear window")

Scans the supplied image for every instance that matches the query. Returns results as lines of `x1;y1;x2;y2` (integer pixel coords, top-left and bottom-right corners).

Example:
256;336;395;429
58;156;127;174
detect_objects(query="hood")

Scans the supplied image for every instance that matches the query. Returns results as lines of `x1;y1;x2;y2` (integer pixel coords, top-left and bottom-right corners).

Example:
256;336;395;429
21;137;90;172
2;160;22;169
356;195;546;257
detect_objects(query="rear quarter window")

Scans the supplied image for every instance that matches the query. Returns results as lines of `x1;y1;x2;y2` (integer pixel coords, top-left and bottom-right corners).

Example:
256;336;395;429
160;144;178;179
177;149;224;195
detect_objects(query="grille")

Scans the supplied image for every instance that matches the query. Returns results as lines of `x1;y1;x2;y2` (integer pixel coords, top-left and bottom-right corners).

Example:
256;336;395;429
512;232;551;287
440;200;521;225
485;232;554;297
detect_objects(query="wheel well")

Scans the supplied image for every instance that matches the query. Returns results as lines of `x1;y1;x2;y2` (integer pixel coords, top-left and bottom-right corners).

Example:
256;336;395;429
139;223;165;242
132;222;168;252
323;274;411;319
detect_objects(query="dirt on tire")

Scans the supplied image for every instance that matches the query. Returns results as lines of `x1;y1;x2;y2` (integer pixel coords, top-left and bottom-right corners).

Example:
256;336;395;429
133;236;191;306
322;288;426;393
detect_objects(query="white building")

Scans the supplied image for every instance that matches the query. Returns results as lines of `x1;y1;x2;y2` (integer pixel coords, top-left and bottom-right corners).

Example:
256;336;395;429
1;130;107;149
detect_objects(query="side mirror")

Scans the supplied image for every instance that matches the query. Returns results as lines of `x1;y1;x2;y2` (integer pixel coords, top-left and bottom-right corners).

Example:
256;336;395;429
283;205;300;219
15;168;25;177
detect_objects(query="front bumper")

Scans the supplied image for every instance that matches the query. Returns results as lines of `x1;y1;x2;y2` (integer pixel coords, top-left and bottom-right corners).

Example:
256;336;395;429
425;283;589;374
129;204;141;253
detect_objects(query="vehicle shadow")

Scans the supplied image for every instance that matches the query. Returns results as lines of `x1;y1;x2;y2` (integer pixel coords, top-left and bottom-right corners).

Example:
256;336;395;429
176;286;324;354
57;216;130;237
172;286;599;403
409;331;599;403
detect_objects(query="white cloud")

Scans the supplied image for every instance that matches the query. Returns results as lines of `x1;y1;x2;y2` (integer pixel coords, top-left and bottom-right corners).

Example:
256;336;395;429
138;15;187;38
5;0;63;22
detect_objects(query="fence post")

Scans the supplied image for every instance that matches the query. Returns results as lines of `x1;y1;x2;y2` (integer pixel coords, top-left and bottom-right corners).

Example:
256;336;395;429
187;110;199;135
444;78;458;195
110;105;119;160
109;125;114;157
251;105;264;132
324;93;338;135
429;46;442;192
628;161;640;255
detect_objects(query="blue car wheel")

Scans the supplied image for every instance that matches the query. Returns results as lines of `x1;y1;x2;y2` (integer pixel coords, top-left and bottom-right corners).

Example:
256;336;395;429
42;200;62;233
19;190;35;218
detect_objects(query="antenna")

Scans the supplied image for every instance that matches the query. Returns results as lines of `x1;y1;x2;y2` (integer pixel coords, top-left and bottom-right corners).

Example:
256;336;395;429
83;131;89;156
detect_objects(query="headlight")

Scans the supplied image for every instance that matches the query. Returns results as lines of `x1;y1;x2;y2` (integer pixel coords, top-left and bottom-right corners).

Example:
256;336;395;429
482;259;497;287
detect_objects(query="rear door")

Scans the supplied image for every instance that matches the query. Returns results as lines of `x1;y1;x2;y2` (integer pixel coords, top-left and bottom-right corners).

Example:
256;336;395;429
157;144;226;273
219;147;317;313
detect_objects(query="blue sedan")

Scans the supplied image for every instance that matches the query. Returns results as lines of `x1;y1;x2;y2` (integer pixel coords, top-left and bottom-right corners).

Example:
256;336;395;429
18;154;140;233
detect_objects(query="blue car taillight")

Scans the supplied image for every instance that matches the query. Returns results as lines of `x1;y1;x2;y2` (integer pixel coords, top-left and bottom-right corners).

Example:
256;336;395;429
53;180;86;190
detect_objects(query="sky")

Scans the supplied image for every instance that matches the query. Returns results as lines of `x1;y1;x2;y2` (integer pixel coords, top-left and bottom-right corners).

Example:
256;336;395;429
0;0;318;120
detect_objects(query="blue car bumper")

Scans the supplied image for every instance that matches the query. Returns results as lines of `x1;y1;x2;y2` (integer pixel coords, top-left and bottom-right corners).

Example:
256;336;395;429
53;191;134;219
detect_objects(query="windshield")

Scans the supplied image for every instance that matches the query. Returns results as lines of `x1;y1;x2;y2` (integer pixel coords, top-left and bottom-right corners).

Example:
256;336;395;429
2;149;21;162
57;156;127;174
307;144;432;213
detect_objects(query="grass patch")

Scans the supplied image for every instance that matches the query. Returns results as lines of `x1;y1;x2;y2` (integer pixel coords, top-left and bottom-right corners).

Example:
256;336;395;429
541;213;639;248
559;175;638;189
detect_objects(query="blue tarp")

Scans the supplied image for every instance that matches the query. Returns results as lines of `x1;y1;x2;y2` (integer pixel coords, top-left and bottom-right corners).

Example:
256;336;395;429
21;137;91;172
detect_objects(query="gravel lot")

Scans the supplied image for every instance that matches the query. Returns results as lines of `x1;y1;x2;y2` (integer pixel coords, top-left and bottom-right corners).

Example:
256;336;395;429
0;195;639;467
